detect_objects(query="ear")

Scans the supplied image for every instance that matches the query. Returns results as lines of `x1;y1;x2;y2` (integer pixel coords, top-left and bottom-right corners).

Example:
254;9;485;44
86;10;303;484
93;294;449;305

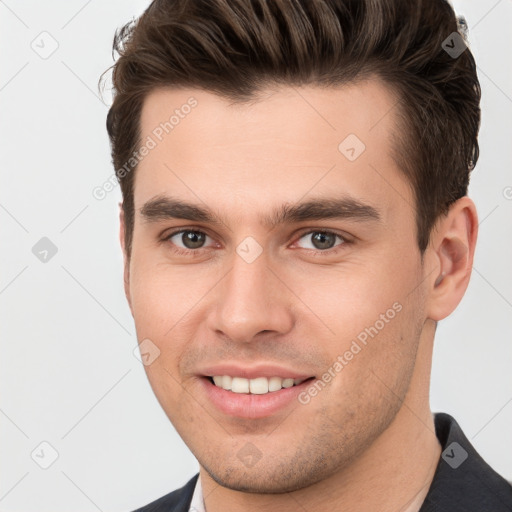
425;196;478;321
119;204;133;314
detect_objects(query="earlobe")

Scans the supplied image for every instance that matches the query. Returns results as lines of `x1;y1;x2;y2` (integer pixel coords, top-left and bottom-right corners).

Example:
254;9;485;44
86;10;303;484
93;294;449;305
426;197;478;321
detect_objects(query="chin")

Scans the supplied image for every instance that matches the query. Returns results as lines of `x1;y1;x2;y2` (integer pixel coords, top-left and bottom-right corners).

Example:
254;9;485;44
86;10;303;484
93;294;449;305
201;458;331;494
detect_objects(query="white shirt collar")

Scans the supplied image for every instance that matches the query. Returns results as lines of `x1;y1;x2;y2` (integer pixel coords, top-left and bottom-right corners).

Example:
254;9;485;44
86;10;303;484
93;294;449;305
188;473;205;512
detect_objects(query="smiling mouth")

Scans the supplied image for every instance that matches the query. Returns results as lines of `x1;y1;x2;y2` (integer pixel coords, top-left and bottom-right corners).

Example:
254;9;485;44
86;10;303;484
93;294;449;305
207;375;315;395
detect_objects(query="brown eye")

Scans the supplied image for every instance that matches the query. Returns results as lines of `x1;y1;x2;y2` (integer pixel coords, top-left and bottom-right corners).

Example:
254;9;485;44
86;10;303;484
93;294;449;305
165;230;211;251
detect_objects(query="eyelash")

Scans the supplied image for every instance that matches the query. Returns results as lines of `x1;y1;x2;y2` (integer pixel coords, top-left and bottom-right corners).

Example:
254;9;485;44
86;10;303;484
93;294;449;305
161;228;352;258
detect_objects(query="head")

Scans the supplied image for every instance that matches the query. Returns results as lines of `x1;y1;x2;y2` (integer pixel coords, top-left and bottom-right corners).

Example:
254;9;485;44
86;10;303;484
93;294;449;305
104;0;480;493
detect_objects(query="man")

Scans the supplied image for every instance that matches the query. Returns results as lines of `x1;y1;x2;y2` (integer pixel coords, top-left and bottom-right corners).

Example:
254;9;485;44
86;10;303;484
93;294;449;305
104;0;512;510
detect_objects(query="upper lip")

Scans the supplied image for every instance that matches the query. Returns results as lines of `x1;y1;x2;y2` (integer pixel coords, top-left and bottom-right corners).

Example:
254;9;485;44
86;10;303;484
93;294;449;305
198;363;313;380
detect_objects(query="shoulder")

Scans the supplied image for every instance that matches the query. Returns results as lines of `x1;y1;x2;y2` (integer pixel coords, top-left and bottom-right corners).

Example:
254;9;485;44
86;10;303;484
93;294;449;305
420;413;512;511
131;474;199;512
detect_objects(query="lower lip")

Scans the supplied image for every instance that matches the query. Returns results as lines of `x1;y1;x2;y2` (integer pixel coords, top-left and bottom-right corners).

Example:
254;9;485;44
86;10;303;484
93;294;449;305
200;377;314;419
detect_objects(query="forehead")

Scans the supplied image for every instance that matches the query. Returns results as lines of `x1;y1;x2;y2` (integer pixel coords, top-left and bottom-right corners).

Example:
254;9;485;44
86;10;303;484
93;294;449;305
134;80;412;227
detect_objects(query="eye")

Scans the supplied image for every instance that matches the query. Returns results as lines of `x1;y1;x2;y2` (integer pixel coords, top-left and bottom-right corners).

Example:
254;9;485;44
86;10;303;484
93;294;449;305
294;230;348;253
164;229;214;253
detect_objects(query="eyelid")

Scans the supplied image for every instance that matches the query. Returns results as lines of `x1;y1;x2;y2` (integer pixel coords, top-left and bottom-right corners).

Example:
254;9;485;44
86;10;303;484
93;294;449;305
293;227;352;243
161;224;215;238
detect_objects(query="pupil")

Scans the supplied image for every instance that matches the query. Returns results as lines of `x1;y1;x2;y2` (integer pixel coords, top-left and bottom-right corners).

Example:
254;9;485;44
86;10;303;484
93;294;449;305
183;231;205;249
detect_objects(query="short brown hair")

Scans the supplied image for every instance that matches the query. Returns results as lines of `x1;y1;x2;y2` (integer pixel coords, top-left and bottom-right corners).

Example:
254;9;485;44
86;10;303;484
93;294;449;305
104;0;480;259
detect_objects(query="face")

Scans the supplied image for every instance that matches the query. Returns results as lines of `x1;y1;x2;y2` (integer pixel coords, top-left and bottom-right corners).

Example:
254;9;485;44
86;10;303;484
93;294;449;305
123;81;431;492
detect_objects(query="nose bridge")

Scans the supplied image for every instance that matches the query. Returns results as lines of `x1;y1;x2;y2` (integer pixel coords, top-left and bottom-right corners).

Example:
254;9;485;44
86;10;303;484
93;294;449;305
209;241;293;343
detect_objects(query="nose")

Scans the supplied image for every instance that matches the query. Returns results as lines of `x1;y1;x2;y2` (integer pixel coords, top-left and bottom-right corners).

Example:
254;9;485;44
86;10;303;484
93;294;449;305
207;246;295;344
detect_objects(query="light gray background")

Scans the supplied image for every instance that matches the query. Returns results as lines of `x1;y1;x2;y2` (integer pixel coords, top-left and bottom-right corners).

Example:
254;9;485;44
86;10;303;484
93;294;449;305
1;1;511;510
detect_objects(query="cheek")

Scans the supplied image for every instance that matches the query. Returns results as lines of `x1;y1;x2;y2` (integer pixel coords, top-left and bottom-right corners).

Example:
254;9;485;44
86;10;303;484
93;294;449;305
128;265;198;420
128;257;206;336
128;260;214;391
293;263;405;341
128;264;190;404
296;258;422;390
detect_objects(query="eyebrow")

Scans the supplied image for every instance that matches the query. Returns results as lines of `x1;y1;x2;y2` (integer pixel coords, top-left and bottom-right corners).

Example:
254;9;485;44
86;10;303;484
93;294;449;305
139;194;381;229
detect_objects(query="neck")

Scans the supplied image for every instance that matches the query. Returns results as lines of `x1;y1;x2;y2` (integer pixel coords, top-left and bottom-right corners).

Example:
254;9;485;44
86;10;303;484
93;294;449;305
200;321;441;512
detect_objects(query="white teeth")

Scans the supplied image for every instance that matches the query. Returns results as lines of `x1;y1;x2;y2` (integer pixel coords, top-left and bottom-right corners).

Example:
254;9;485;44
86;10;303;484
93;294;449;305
231;377;249;393
211;375;307;394
268;376;283;392
282;378;294;388
249;377;268;394
222;375;232;390
213;375;232;389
